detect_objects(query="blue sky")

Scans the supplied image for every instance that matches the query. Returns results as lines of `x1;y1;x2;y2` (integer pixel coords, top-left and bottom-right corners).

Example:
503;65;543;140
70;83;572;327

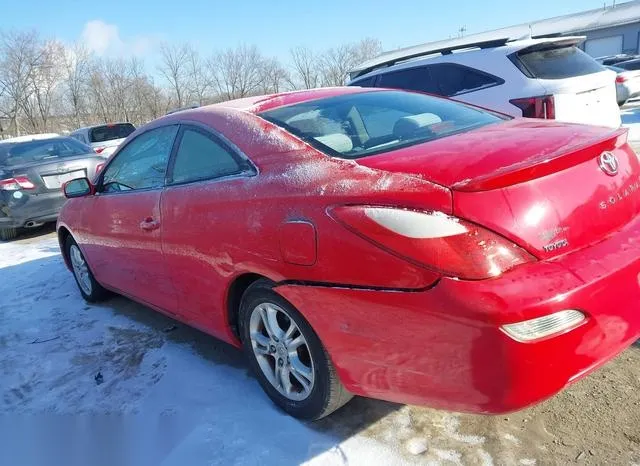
0;0;612;61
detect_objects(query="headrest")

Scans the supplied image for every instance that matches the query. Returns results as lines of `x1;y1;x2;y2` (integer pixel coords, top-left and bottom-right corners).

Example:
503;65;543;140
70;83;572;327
393;113;442;139
314;133;353;153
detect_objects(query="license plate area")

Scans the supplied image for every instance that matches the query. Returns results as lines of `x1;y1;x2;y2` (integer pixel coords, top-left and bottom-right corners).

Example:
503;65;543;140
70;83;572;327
42;169;87;189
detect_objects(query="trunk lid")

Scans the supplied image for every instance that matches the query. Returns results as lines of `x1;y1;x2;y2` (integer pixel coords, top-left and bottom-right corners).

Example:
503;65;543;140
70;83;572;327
358;119;639;259
2;155;105;194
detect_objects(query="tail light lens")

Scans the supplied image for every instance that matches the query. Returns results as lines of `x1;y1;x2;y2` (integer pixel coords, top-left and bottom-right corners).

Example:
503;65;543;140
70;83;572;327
616;75;628;83
501;310;586;342
94;147;105;154
330;206;535;280
510;95;555;119
0;176;35;191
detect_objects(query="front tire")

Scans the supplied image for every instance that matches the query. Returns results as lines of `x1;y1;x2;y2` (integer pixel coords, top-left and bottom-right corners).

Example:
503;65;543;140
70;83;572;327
239;280;352;420
64;236;109;302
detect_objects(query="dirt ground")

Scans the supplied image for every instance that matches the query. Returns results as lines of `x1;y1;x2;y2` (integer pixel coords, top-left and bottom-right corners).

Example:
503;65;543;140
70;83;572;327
3;226;640;466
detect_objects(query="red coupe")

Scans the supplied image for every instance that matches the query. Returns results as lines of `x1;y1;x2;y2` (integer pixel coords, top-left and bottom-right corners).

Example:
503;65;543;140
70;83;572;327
57;87;640;420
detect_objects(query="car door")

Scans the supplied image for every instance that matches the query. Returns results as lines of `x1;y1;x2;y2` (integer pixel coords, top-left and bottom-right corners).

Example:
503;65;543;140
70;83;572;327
160;124;256;335
82;124;180;313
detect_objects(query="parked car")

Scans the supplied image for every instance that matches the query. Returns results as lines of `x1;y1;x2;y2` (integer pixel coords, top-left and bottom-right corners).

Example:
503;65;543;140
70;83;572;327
69;123;136;157
349;36;620;128
57;88;640;420
615;58;640;71
596;54;639;66
0;136;106;240
606;65;640;106
0;133;59;143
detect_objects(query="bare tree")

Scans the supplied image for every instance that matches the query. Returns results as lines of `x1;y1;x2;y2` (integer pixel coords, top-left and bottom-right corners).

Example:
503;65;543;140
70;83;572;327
0;30;44;136
261;58;289;94
212;44;266;100
157;42;192;108
63;43;91;127
289;46;320;89
186;47;212;105
319;38;383;87
25;40;65;131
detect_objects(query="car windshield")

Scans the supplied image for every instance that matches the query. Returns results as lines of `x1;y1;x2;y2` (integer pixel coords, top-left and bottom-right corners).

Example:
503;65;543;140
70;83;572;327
260;90;504;159
89;123;136;143
0;138;92;166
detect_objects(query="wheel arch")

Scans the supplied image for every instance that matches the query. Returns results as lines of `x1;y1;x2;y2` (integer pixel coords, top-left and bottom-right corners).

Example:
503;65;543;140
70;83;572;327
57;225;73;270
226;273;276;340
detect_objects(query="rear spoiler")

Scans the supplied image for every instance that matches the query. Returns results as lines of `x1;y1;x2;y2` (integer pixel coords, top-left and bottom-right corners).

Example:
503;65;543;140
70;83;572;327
515;36;586;54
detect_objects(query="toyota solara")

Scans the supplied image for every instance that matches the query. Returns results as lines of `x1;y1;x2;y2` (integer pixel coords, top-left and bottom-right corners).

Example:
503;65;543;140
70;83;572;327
57;87;640;420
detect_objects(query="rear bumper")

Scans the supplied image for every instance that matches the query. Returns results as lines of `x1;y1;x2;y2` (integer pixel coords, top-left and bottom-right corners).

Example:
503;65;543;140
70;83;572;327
0;190;65;228
276;217;640;414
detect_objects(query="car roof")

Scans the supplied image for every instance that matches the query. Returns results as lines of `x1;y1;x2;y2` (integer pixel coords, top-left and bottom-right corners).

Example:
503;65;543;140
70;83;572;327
350;36;586;80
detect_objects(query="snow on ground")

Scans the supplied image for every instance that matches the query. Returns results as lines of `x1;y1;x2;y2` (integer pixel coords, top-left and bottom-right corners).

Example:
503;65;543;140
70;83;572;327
0;233;478;466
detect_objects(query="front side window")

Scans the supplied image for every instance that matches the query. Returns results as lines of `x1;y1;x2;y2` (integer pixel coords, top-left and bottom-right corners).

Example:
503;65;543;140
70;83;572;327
261;90;504;159
170;127;242;184
101;125;178;192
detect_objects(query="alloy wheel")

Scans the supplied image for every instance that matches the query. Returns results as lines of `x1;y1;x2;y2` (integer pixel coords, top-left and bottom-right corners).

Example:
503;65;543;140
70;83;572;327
249;302;315;401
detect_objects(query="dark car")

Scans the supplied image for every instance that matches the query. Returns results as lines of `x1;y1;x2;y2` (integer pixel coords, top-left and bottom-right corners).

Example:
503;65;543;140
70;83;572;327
0;136;106;240
596;54;639;66
616;58;640;71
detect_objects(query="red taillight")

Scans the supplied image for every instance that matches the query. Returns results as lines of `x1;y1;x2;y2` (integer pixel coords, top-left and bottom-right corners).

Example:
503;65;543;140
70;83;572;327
616;75;628;83
510;95;555;119
331;206;535;280
95;163;105;175
94;147;105;154
0;176;35;191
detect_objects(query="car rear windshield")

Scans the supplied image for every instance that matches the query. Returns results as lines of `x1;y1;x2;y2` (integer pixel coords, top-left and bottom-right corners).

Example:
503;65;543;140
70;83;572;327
259;90;504;159
516;45;604;79
89;123;135;143
0;138;92;166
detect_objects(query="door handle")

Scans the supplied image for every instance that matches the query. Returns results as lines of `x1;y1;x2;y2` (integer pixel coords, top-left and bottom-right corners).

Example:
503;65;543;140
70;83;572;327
140;217;160;231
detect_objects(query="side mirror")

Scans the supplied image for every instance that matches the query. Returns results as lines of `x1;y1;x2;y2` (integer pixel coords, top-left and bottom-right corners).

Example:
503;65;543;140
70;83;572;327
63;177;94;198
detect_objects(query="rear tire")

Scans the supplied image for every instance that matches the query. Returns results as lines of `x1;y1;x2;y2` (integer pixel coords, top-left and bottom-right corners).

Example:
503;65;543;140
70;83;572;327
0;227;18;241
64;236;110;302
239;279;352;420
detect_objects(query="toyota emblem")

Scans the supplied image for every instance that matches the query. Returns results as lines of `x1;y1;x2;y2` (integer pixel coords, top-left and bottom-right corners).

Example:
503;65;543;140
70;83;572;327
599;151;619;176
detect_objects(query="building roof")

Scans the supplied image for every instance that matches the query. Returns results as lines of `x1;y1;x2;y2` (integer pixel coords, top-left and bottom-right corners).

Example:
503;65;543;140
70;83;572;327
351;0;640;78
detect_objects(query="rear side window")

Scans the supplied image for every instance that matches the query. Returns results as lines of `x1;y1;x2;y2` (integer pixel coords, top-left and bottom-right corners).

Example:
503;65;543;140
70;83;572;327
516;46;604;79
377;64;502;97
378;66;440;94
261;90;504;159
350;76;377;87
170;128;242;184
89;123;136;143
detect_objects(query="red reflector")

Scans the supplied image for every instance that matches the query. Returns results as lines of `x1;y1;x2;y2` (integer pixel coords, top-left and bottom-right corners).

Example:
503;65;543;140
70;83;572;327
94;147;105;154
0;176;35;190
510;95;555;119
330;206;535;280
616;75;628;83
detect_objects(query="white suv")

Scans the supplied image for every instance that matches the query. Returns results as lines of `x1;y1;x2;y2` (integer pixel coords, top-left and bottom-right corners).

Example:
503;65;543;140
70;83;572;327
349;37;621;128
